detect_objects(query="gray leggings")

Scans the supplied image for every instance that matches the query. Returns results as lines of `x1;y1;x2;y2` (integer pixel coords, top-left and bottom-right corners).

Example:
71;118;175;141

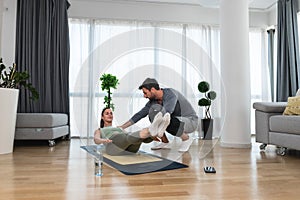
106;131;153;156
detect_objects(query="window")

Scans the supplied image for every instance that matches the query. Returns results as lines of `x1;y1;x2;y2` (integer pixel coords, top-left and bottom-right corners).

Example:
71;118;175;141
249;29;271;133
68;19;268;140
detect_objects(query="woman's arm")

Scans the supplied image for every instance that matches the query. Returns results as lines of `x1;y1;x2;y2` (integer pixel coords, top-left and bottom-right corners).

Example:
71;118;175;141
94;128;112;144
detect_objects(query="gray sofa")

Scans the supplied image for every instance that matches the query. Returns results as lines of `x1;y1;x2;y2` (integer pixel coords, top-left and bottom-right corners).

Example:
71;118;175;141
253;102;300;155
15;113;69;147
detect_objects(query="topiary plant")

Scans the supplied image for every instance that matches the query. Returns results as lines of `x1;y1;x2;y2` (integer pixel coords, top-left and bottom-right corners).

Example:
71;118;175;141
0;58;39;100
99;73;119;110
198;81;216;119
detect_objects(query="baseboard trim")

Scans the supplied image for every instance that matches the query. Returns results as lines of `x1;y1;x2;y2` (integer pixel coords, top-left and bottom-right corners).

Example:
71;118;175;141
220;142;252;148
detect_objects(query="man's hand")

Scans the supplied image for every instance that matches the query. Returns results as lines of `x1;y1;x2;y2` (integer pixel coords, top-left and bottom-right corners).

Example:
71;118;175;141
152;136;161;142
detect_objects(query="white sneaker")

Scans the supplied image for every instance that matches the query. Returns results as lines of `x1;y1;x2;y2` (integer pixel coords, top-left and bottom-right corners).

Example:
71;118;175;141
151;142;172;150
157;113;171;138
178;136;194;152
148;112;163;136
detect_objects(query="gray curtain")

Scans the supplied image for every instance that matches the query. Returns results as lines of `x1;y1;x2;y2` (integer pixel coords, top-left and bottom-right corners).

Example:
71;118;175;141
15;0;70;114
276;0;300;101
267;29;275;102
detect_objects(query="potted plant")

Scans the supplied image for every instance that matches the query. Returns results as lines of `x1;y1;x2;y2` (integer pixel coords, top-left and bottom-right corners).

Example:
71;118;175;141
198;81;217;140
99;73;119;110
0;58;38;154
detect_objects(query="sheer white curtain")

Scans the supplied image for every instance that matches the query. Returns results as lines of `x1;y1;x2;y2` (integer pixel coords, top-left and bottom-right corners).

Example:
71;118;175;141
68;19;268;142
69;19;91;140
69;19;155;141
249;28;271;133
186;25;223;137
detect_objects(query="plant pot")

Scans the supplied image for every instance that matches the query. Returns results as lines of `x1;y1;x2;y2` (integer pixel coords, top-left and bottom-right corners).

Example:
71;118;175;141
202;118;213;140
0;88;19;154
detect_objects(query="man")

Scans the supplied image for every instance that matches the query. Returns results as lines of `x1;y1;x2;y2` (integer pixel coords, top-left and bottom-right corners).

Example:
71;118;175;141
120;78;198;152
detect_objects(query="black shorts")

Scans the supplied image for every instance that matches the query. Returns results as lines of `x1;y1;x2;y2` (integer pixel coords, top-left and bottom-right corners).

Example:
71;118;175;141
166;116;185;137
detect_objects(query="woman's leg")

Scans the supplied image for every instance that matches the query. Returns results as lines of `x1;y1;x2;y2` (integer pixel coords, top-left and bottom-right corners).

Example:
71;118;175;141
125;143;142;154
106;133;131;155
106;114;165;155
124;129;155;153
106;130;150;155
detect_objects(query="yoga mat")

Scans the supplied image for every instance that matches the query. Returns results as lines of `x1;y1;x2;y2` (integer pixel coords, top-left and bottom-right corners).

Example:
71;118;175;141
81;145;188;175
104;153;162;165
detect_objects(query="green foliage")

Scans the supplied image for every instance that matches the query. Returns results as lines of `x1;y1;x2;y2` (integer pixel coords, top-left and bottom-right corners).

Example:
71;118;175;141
0;58;39;101
198;81;209;93
99;73;119;110
198;81;217;119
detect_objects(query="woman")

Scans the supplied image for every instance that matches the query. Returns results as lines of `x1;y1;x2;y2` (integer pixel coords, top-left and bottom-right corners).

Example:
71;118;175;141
94;107;170;156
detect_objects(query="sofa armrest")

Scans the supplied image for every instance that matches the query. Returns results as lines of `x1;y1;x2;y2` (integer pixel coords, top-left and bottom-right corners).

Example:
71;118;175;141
253;102;287;113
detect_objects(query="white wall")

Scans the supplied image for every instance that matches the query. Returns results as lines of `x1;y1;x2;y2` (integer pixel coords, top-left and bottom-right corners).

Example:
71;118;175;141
68;0;219;25
0;0;3;57
0;0;275;67
268;0;300;27
68;0;272;28
0;0;16;65
268;4;277;26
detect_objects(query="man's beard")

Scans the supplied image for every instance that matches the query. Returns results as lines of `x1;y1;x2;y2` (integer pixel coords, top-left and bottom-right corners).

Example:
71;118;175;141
148;93;156;101
148;97;156;101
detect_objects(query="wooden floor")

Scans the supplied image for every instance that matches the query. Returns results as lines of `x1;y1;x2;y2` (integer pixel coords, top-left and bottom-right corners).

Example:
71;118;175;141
1;136;300;200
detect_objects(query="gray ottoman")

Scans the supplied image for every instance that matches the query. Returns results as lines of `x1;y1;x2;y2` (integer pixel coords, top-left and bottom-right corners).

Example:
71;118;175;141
15;113;69;147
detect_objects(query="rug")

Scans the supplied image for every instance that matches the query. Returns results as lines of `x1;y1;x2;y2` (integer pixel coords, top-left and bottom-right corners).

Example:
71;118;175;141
80;145;188;175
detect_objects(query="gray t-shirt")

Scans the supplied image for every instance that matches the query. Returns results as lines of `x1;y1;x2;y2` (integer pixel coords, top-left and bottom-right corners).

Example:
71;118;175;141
130;88;198;124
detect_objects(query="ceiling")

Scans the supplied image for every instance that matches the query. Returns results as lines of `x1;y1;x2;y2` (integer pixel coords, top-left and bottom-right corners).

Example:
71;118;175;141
90;0;278;11
192;0;277;10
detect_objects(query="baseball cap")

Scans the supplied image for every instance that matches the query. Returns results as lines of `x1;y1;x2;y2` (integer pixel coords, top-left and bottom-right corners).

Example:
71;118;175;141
139;78;158;89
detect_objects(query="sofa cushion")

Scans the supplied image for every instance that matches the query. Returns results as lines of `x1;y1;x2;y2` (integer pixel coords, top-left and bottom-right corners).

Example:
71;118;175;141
16;113;68;128
15;126;69;140
283;96;300;115
270;115;300;135
253;102;287;113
